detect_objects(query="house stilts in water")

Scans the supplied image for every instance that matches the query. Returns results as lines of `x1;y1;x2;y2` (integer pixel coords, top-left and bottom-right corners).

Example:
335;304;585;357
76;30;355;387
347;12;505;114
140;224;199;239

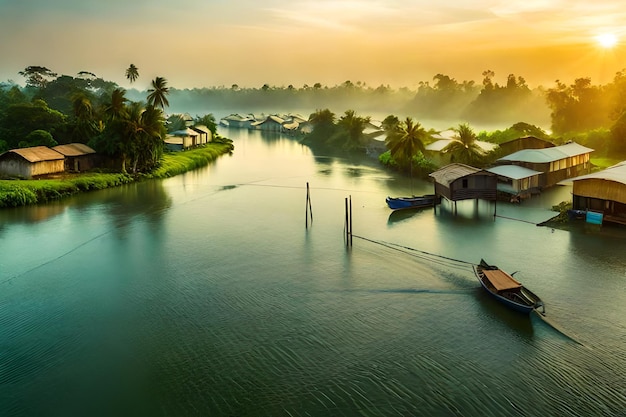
429;163;498;216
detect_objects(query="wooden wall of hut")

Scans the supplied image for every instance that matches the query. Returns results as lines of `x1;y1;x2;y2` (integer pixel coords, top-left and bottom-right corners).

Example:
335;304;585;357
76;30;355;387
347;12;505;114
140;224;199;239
573;179;626;205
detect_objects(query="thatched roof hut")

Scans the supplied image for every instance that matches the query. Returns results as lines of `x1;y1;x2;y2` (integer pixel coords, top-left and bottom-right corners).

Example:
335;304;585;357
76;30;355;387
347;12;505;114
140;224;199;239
429;163;497;202
0;146;65;178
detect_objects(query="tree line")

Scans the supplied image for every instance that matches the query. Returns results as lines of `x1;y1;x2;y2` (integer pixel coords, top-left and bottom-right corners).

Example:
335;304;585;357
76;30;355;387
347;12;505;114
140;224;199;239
0;65;217;174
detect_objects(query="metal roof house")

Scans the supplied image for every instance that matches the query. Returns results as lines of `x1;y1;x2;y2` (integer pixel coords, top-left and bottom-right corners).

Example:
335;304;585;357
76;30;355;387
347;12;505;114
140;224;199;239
0;146;65;178
560;161;626;225
486;165;542;201
52;143;97;172
429;163;497;213
496;142;593;188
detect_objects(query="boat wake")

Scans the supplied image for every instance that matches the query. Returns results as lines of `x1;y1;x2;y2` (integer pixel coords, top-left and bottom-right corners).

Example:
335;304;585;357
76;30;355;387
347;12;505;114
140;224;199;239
533;310;586;347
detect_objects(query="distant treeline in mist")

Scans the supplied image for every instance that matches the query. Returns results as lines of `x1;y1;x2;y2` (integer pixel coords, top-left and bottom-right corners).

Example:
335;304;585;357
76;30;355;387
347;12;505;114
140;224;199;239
3;67;626;156
128;72;556;128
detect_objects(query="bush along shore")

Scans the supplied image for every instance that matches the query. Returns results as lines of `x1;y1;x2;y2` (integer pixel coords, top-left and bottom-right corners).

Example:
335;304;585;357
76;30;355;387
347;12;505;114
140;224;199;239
0;141;234;208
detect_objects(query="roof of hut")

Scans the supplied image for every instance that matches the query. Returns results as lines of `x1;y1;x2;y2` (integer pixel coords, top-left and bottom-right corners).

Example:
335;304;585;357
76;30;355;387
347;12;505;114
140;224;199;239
170;128;199;137
498;142;593;164
425;139;497;153
429;163;486;186
486;165;542;180
190;125;211;134
559;161;626;185
3;146;64;162
52;143;96;157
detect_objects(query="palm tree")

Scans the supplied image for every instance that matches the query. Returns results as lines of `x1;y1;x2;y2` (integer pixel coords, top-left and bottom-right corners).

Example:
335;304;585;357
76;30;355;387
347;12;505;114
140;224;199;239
103;88;128;121
442;123;485;165
125;64;139;84
338;109;370;148
385;117;428;165
71;93;97;141
147;76;170;109
385;117;429;191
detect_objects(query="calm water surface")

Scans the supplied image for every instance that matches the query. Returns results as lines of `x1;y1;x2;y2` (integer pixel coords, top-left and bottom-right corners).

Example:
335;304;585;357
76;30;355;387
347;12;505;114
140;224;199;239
1;127;625;416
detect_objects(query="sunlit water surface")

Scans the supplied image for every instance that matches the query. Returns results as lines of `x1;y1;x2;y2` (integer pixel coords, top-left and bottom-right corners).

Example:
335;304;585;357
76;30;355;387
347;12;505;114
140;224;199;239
1;127;625;416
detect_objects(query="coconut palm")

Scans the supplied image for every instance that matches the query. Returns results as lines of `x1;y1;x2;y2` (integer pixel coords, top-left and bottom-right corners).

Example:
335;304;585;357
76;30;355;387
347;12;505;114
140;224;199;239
71;93;97;141
338;109;370;148
385;117;428;166
146;76;170;109
103;88;128;121
125;64;139;84
385;117;429;191
442;123;485;165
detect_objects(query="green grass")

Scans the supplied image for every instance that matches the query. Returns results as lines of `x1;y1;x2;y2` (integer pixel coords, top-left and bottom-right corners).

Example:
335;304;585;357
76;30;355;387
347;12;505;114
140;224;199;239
0;142;233;208
590;156;621;170
147;142;233;179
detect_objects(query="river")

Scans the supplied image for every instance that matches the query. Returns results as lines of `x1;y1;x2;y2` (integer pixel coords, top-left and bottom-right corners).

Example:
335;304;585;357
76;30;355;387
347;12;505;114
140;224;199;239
1;127;625;416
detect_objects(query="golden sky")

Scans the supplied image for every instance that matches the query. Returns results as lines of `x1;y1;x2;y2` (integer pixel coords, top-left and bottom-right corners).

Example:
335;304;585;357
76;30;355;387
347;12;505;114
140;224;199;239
1;0;625;89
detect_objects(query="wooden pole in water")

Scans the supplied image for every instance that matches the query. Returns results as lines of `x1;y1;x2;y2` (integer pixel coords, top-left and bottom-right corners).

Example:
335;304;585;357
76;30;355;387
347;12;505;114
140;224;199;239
493;197;497;220
305;182;313;228
345;197;349;244
349;195;353;247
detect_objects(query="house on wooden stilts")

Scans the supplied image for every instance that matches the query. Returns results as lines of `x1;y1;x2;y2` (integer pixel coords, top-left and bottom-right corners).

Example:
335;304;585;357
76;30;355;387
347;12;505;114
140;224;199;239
429;163;498;216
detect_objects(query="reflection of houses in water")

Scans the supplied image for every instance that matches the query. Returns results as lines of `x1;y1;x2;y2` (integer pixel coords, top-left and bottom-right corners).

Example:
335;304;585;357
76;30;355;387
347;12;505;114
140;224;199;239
561;161;626;225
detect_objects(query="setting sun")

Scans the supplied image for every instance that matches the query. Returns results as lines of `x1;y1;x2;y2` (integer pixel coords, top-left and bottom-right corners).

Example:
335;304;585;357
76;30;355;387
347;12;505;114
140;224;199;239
596;33;618;48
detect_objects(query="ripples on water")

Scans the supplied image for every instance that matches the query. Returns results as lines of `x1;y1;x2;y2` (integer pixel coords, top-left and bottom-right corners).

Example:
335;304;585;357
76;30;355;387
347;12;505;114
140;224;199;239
1;129;626;416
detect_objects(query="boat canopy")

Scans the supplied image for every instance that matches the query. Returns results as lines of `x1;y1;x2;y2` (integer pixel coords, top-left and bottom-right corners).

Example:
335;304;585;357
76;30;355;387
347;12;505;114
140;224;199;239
483;269;522;291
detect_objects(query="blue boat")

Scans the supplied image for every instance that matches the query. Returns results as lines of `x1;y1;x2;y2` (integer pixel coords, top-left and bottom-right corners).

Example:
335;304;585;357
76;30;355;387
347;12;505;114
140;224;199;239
473;259;545;315
385;194;439;211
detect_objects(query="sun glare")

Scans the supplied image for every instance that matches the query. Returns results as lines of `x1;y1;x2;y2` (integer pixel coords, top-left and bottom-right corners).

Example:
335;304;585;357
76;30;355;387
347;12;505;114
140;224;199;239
596;33;618;49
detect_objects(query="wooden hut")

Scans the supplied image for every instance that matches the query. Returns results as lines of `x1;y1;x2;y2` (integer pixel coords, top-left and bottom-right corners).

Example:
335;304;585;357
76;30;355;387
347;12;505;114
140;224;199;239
250;115;286;132
166;128;199;150
498;136;554;156
190;125;212;144
496;142;593;188
429;163;497;212
52;143;96;172
561;161;626;225
0;146;65;178
220;114;255;129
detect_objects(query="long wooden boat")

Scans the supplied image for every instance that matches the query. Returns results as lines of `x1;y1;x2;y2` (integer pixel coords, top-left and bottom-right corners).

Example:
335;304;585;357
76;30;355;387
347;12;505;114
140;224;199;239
473;259;545;315
386;194;440;211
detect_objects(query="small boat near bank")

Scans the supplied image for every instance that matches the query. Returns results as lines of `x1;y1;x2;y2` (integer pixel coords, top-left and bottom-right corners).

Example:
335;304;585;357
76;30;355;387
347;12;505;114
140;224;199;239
386;194;440;211
473;259;545;315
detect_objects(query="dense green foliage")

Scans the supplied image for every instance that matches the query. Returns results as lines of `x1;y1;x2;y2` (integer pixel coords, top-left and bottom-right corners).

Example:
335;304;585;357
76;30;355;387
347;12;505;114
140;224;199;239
0;141;233;208
301;109;372;151
0;67;222;176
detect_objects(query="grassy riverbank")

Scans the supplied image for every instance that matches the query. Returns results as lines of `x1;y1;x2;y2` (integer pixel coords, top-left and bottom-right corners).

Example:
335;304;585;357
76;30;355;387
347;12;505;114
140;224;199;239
0;141;234;208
